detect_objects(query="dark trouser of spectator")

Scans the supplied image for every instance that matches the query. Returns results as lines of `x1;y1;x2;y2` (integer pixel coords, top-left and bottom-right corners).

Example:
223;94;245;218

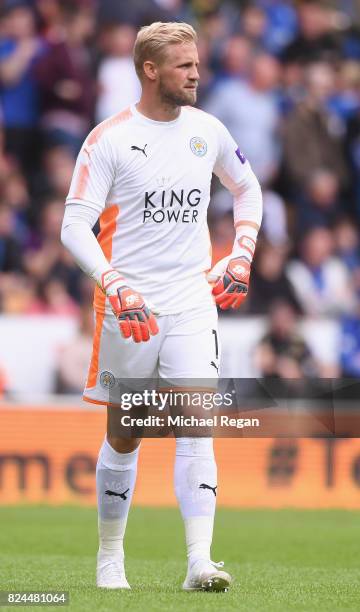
4;126;42;178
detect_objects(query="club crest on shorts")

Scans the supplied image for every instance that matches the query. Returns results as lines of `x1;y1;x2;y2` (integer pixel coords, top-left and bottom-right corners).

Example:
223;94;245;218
190;136;207;157
100;371;116;389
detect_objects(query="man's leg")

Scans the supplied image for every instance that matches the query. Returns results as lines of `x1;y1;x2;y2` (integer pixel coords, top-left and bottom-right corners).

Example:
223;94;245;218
174;437;217;563
84;312;162;587
160;304;231;591
174;435;230;591
96;408;141;589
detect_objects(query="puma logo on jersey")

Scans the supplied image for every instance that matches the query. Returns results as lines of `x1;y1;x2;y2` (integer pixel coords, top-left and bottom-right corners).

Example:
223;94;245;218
131;144;148;157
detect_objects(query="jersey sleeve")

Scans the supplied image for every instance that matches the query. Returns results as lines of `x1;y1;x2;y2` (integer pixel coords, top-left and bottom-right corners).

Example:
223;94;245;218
66;129;116;214
212;119;263;261
61;203;113;283
213;119;253;193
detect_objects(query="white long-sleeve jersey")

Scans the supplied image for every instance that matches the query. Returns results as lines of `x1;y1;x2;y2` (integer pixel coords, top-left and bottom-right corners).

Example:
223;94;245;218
62;104;262;315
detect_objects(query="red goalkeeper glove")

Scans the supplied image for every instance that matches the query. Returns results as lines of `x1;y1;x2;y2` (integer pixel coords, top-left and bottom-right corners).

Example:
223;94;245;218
210;256;251;310
101;269;159;343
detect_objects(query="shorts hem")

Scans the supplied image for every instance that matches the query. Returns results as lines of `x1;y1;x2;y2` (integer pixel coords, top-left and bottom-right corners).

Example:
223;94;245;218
83;394;122;407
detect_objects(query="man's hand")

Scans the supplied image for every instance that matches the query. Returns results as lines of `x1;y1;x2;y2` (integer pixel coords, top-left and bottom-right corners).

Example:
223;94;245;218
210;256;251;310
101;270;159;342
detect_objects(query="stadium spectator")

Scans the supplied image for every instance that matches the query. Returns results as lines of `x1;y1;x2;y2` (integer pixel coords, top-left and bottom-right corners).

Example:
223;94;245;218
341;19;360;61
95;24;140;123
209;209;234;268
340;266;360;376
186;0;239;34
24;197;69;282
40;145;75;199
205;52;281;184
249;241;302;315
295;168;342;233
334;217;360;272
281;1;342;65
340;318;360;376
280;56;305;115
218;35;252;80
257;0;298;56
240;4;268;53
1;169;32;246
55;304;93;392
0;1;45;175
329;60;360;122
345;103;360;219
261;189;289;247
33;277;79;316
254;300;319;378
286;226;355;317
0;202;23;272
0;127;16;180
23;194;85;306
34;2;96;155
35;0;63;41
96;0;178;27
0;271;37;313
282;62;348;197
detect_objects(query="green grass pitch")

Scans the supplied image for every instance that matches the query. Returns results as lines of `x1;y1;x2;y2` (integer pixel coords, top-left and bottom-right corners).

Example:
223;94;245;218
0;506;359;611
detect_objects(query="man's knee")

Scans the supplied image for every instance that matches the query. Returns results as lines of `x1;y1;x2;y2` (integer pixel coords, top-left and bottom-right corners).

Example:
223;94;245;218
107;404;148;446
107;436;141;453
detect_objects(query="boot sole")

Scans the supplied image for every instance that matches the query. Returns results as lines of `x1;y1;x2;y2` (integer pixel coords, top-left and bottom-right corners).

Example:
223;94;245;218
97;584;131;589
183;571;231;592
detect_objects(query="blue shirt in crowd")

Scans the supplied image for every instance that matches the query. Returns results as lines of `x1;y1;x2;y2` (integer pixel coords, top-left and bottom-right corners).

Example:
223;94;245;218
0;38;44;128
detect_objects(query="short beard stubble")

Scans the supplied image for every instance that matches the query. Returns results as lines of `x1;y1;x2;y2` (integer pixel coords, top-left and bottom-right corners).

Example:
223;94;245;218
159;78;197;107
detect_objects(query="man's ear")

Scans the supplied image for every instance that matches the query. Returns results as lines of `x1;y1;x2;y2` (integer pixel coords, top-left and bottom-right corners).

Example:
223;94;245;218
143;60;158;81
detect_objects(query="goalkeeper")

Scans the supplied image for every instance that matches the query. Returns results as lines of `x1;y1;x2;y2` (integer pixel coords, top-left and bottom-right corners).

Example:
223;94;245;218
61;21;262;593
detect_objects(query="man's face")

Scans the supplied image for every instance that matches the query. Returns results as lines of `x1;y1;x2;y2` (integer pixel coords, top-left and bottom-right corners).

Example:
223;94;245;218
156;42;200;106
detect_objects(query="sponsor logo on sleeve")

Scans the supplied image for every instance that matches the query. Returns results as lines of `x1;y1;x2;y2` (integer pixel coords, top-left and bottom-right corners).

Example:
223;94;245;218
235;147;246;164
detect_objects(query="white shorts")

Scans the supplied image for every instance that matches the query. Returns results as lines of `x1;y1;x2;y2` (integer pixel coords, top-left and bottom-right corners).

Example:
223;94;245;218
83;303;220;405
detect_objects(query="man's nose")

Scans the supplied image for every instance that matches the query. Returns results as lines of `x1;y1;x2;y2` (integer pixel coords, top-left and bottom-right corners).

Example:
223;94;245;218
189;66;199;80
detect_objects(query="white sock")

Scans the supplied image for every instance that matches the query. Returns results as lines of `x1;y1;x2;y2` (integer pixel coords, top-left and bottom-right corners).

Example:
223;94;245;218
174;438;217;567
96;438;139;558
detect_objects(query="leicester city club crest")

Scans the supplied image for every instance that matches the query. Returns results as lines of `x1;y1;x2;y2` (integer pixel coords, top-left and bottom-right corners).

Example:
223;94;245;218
100;371;116;389
190;136;207;157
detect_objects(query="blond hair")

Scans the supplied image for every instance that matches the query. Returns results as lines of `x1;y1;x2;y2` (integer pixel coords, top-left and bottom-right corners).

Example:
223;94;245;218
133;21;197;79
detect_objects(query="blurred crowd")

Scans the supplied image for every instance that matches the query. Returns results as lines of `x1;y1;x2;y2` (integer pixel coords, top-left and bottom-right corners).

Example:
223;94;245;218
0;0;360;392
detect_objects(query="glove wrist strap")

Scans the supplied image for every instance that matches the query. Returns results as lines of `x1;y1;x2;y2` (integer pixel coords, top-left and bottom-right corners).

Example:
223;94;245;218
100;269;126;294
232;235;256;263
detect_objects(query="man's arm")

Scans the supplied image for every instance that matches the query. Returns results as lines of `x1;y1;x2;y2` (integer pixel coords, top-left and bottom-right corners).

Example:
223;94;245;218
61;132;158;343
209;122;263;309
61;203;109;280
0;39;39;86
